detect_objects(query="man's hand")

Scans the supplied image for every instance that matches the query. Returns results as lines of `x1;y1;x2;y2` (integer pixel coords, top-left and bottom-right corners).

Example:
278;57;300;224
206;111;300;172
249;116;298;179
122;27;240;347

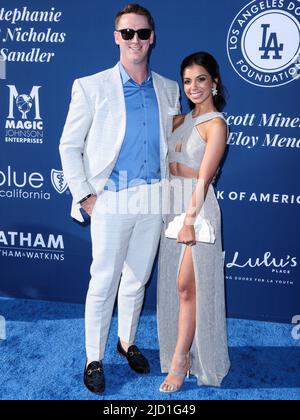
81;194;97;216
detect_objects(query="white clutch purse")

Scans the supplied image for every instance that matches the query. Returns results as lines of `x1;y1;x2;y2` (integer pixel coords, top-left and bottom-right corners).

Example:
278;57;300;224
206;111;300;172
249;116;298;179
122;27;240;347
165;213;216;244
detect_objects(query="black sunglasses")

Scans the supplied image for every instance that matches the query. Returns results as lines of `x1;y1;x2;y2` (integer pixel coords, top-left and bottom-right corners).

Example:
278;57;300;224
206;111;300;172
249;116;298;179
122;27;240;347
117;28;152;41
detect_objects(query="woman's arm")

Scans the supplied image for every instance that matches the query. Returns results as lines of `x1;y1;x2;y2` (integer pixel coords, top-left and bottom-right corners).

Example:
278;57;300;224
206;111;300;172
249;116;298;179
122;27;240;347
177;118;227;245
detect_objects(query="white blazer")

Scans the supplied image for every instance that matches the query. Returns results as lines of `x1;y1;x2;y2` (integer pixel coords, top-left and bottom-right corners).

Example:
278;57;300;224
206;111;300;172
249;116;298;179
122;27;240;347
59;64;180;222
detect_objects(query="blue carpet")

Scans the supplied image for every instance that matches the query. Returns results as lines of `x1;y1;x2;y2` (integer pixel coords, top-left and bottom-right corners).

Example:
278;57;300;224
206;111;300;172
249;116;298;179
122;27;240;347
0;297;299;400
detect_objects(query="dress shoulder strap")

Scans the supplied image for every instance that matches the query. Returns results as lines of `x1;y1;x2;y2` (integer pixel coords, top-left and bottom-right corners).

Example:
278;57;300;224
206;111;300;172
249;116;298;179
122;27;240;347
192;111;226;126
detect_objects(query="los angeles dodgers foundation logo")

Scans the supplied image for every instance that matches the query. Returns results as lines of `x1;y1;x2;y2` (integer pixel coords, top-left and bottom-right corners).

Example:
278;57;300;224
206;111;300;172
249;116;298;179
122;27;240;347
227;0;300;87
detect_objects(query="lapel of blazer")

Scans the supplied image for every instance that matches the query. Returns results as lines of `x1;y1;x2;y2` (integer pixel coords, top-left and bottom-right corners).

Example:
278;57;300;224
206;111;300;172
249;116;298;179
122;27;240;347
102;64;126;164
152;72;168;177
100;67;169;176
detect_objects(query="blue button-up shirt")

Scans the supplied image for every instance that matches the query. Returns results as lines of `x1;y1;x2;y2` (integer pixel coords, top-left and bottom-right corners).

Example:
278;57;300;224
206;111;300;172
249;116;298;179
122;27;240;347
105;63;160;191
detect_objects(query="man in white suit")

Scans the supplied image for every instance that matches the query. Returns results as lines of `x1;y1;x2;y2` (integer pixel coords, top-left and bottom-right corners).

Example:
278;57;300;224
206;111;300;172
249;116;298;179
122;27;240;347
60;4;180;394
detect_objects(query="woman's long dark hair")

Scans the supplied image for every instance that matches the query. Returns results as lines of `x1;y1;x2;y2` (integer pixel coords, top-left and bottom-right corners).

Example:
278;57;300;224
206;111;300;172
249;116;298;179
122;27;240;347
180;52;226;111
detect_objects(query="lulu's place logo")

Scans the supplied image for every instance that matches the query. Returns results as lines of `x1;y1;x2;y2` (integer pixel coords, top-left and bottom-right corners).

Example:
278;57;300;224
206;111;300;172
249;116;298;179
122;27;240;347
227;0;300;87
51;169;68;194
226;251;298;274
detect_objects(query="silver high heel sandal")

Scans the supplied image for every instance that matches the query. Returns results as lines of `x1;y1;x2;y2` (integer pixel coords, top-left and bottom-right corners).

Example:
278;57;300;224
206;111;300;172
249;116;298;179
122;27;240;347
159;353;191;393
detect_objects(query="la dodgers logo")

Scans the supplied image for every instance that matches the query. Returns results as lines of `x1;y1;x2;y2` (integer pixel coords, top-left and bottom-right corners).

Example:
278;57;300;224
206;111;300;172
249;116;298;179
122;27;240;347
259;24;283;60
227;0;300;87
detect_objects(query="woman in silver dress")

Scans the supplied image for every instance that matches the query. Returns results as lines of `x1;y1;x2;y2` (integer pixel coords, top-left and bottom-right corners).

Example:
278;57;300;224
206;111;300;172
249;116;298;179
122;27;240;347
158;52;230;392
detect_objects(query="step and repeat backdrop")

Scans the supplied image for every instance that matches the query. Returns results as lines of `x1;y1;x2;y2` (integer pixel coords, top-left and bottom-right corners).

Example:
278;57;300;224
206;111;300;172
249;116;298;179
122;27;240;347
0;0;299;322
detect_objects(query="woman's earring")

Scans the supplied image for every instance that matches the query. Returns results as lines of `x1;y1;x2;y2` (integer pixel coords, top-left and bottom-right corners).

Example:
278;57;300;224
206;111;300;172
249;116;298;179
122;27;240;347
212;87;218;96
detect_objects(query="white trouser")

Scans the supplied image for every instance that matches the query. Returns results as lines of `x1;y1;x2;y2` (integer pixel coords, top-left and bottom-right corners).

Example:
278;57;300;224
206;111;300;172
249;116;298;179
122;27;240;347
85;184;162;361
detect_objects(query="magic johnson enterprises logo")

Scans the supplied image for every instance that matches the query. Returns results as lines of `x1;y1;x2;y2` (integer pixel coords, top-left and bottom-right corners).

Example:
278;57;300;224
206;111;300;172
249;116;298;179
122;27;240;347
0;230;65;262
5;84;44;144
227;0;300;87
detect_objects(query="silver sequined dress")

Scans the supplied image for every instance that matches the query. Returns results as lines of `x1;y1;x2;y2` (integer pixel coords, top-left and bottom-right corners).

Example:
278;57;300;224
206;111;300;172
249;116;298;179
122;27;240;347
157;111;230;387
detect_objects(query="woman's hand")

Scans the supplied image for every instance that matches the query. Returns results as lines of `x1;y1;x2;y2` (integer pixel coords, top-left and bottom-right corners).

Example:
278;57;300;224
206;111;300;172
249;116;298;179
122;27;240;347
177;224;196;246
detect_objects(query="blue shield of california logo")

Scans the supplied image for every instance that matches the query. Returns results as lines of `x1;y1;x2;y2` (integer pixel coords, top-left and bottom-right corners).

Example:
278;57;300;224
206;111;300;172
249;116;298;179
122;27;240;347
227;0;300;87
51;169;68;194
